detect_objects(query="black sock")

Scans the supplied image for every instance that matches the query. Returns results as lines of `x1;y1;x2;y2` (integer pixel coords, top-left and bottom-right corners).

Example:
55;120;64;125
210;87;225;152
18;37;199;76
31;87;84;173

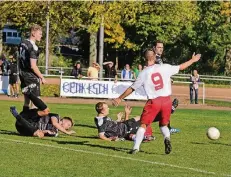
23;106;30;112
27;92;47;110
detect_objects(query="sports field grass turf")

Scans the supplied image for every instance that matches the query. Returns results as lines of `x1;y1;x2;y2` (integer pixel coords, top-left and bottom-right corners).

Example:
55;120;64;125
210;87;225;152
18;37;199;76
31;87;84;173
0;100;230;177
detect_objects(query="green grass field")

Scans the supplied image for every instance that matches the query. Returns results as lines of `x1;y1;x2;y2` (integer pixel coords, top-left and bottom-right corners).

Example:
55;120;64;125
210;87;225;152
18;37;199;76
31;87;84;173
0;100;231;177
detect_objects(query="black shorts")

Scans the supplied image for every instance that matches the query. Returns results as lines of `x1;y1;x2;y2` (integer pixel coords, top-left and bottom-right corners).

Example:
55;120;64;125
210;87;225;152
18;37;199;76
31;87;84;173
16;110;40;136
19;71;40;96
124;118;140;135
9;75;18;85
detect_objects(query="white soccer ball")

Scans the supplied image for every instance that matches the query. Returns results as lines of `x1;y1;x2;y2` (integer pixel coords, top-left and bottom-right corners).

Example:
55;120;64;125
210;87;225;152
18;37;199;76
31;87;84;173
207;127;220;140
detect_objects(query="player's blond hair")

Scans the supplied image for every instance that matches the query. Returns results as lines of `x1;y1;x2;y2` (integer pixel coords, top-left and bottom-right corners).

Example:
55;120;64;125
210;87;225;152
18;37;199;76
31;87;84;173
30;24;42;33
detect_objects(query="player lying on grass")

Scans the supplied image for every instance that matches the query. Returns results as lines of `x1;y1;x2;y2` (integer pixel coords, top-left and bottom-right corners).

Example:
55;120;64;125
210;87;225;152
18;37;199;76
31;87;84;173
94;102;154;141
94;99;179;142
9;86;75;138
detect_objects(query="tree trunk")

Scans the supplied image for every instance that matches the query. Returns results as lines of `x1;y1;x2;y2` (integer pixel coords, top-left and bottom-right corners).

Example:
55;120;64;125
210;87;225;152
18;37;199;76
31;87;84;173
115;49;118;70
0;29;2;54
225;48;231;76
89;32;97;66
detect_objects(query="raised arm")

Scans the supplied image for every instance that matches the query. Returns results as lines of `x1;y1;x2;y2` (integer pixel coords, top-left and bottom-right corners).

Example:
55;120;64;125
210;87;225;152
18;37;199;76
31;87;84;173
103;61;113;65
179;53;201;71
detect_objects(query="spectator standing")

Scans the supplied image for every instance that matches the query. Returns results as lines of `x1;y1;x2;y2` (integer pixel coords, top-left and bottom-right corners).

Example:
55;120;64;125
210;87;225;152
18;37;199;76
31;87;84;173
190;70;200;104
121;64;133;80
133;64;143;79
103;61;117;82
71;62;82;79
87;62;100;80
9;55;19;98
0;54;10;76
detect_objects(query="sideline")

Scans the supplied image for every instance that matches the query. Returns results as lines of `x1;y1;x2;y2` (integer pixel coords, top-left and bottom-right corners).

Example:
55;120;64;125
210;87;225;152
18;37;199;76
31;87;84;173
1;137;230;177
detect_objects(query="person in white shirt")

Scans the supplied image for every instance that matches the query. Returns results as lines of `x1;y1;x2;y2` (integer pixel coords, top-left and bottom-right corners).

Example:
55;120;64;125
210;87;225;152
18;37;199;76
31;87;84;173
113;49;201;154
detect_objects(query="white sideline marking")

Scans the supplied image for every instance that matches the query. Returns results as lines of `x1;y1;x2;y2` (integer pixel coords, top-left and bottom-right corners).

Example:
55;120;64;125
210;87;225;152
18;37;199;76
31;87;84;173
1;137;230;177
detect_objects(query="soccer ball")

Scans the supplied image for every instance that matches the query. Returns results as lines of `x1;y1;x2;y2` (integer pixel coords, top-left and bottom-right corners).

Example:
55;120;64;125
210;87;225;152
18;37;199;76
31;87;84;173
207;127;220;140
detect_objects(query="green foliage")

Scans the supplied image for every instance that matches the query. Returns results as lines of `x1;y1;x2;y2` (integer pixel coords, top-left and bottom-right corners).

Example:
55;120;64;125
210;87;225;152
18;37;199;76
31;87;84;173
40;84;60;97
1;1;231;74
38;53;72;67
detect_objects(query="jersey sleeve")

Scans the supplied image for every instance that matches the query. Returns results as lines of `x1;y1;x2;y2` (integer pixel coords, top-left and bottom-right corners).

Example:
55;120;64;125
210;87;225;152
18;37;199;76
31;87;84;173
30;48;38;59
94;118;106;133
165;64;180;76
131;71;144;90
49;113;60;122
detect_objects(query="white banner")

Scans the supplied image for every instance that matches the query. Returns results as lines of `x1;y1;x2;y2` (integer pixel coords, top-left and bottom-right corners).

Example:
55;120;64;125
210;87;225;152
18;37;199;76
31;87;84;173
60;79;147;100
0;76;9;94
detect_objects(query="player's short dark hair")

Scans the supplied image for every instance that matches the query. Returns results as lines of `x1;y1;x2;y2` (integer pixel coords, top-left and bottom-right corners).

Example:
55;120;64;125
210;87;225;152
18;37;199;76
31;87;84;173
30;24;42;32
95;102;106;114
153;40;163;47
145;48;155;58
61;117;74;126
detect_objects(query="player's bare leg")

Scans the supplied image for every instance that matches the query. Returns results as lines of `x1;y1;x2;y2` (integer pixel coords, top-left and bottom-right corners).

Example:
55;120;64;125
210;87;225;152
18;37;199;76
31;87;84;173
130;124;147;154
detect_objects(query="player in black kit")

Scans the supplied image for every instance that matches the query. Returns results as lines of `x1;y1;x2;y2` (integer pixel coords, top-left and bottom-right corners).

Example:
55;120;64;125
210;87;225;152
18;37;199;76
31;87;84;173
19;24;46;110
10;88;75;138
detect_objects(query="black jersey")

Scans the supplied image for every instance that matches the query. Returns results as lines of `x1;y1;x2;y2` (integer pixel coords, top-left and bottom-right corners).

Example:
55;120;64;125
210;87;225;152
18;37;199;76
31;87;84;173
37;113;60;134
9;61;18;75
94;116;127;138
155;55;163;64
19;110;60;134
19;39;39;72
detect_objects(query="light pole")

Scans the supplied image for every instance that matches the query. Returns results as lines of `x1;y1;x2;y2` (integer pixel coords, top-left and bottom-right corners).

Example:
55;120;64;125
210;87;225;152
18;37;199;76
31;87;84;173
98;0;104;80
45;1;50;76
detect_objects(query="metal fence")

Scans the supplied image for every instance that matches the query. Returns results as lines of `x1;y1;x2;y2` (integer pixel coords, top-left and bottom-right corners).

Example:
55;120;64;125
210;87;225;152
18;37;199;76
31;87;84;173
39;66;231;86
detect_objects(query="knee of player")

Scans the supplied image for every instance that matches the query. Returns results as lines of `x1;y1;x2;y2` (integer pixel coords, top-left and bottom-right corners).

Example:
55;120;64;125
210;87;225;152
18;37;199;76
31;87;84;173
141;124;147;129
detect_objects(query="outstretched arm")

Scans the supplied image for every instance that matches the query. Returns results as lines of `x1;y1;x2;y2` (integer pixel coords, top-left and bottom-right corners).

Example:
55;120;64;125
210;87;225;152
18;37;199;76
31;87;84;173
103;61;113;65
179;53;201;70
112;87;134;107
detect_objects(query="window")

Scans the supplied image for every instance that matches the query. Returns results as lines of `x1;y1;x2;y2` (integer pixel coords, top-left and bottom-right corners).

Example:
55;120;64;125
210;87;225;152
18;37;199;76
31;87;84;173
7;32;12;37
3;32;6;42
13;32;17;37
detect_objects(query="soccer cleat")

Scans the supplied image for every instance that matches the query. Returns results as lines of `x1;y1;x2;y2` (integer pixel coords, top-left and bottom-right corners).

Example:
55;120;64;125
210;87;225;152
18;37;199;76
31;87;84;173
164;137;172;154
10;106;19;119
170;128;180;134
129;149;139;154
171;98;179;114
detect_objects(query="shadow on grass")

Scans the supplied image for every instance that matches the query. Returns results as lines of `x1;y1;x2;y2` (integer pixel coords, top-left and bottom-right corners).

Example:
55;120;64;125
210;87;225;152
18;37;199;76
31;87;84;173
72;135;98;139
51;139;158;155
191;141;231;146
75;124;96;129
0;129;19;136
